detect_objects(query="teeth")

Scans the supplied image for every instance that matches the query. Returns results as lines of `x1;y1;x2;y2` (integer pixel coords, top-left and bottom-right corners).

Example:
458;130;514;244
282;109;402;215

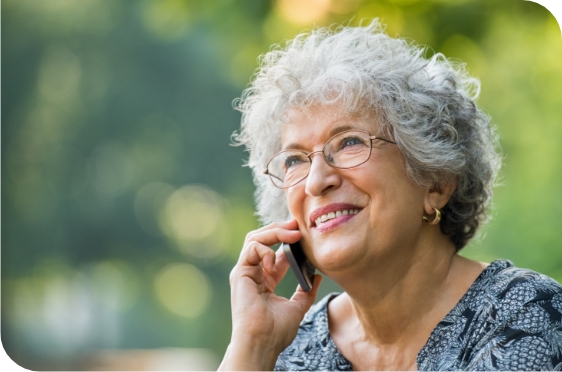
314;209;360;226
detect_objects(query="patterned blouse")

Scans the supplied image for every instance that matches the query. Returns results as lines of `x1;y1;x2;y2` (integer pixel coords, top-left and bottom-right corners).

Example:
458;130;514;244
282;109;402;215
275;260;562;371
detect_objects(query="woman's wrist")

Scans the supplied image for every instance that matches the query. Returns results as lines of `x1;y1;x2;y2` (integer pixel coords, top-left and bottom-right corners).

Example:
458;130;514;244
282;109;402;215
219;337;280;371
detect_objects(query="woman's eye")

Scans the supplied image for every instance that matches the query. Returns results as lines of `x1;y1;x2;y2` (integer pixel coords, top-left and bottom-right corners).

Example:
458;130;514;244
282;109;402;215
284;155;306;170
340;136;365;149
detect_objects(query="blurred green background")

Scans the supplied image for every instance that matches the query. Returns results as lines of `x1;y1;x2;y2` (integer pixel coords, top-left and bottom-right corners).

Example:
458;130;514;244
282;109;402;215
2;0;561;370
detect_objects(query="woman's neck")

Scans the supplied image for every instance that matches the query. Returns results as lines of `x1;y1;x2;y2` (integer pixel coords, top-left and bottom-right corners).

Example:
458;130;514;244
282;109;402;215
327;232;484;347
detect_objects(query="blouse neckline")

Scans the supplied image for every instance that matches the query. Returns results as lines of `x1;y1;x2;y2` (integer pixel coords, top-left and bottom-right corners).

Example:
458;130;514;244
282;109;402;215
317;259;512;369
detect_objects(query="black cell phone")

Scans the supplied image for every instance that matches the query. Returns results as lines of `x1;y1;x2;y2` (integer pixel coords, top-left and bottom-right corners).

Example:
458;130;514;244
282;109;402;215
282;240;316;292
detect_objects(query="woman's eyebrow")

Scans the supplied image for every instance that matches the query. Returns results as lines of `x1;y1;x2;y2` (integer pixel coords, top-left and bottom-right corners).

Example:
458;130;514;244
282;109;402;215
282;142;305;151
328;124;356;136
282;124;360;151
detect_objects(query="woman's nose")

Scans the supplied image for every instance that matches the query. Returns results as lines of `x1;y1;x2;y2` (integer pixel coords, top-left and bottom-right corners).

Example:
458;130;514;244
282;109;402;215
304;153;342;196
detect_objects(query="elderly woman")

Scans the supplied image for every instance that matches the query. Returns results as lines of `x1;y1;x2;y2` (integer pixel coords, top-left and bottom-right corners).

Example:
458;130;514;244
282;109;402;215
219;21;562;371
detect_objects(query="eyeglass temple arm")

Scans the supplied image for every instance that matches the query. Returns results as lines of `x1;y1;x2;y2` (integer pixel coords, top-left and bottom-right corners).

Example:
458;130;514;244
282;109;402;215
263;169;285;183
370;135;396;144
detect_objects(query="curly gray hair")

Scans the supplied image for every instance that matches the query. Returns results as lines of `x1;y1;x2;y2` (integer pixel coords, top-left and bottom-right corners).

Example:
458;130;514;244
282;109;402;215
233;20;501;250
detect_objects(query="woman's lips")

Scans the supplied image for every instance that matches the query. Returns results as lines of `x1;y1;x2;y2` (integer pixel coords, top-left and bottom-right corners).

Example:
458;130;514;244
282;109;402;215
310;203;362;224
313;212;358;233
309;203;363;233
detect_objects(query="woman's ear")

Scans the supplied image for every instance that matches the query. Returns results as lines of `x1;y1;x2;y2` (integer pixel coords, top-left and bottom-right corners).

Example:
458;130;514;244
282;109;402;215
424;180;456;215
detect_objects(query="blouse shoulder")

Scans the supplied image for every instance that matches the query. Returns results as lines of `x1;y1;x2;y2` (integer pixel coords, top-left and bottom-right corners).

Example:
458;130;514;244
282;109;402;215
418;259;562;371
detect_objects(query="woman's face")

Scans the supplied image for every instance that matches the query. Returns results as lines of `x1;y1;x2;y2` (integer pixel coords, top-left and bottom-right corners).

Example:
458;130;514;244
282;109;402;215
282;106;429;274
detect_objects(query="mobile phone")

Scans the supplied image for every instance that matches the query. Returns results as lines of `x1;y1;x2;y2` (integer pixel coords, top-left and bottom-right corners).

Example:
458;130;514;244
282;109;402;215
282;240;316;292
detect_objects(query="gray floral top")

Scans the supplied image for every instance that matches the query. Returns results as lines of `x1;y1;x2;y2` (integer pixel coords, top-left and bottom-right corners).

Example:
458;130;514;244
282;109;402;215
275;260;562;371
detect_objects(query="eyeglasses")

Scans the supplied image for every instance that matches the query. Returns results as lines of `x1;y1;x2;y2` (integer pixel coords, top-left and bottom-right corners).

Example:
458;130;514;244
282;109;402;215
263;129;396;189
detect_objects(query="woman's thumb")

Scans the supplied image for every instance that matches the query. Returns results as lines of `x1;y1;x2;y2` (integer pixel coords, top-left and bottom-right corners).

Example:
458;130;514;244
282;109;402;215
290;274;323;314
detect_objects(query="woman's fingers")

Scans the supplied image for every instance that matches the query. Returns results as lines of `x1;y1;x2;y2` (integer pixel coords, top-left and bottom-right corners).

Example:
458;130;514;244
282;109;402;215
243;227;301;251
231;242;275;291
243;241;275;267
233;239;288;287
269;246;291;284
247;219;298;237
231;220;302;292
238;222;301;269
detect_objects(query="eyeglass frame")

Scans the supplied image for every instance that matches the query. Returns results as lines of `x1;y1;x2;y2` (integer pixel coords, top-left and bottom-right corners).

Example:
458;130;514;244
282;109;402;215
263;129;397;189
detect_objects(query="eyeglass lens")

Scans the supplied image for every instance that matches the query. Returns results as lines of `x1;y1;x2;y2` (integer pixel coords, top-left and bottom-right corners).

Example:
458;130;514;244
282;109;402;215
267;131;373;188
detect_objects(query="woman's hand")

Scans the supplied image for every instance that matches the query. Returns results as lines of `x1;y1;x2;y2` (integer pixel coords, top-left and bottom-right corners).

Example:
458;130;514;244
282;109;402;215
219;219;322;371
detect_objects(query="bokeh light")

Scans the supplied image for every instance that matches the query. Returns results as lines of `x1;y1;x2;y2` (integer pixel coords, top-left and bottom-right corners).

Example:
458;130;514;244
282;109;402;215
276;0;331;24
134;182;176;237
153;263;212;318
3;259;125;356
159;185;224;241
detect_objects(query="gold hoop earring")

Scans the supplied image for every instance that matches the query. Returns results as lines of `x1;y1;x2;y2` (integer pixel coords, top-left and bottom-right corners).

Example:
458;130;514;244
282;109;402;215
423;207;441;225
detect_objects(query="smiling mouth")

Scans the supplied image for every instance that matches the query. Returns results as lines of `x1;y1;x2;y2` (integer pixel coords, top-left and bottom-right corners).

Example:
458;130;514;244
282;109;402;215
314;209;360;227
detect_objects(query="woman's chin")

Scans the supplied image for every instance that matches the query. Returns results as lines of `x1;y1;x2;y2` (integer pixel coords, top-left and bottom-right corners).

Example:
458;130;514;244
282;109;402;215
311;244;366;274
